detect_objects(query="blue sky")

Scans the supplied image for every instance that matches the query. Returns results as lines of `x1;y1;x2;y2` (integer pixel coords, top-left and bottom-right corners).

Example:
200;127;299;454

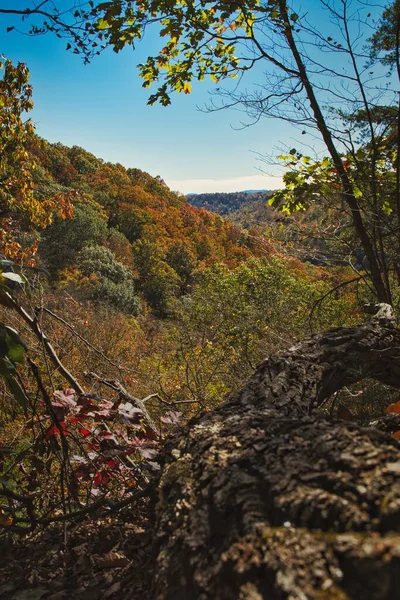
0;2;298;194
0;1;388;193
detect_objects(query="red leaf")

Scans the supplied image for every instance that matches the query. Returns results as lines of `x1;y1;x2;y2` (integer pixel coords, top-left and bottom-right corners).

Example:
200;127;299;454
93;470;110;486
45;424;60;439
80;428;91;437
45;421;68;439
53;388;76;408
99;430;115;438
118;402;143;422
160;410;182;425
52;405;67;422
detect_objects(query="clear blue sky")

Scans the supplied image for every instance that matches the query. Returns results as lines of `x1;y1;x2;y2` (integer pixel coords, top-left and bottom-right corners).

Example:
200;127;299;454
0;2;295;193
0;1;388;193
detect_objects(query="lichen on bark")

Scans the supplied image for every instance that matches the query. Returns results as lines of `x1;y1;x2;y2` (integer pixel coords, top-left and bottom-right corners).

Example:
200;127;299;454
152;313;400;599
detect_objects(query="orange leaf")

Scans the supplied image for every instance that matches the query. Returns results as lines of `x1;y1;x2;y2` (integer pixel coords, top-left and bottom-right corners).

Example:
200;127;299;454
391;430;400;439
386;401;400;415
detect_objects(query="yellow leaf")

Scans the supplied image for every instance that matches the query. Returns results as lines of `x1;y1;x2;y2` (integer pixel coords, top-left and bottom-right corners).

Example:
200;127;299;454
96;18;109;30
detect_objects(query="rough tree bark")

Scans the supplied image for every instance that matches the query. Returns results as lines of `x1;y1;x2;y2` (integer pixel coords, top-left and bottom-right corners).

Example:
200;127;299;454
151;307;400;600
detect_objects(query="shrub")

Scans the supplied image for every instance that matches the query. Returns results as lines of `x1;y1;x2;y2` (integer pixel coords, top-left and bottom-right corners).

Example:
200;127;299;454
40;203;108;272
77;245;141;315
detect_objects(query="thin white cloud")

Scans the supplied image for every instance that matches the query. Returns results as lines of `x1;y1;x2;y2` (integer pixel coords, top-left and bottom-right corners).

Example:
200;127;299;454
166;174;283;195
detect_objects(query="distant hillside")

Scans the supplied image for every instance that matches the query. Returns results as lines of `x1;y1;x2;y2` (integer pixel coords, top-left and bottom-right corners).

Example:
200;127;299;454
187;190;274;217
28;139;273;316
185;188;350;268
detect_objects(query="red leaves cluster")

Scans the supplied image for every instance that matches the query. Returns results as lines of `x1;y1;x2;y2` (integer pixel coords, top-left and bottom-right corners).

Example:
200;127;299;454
44;388;160;496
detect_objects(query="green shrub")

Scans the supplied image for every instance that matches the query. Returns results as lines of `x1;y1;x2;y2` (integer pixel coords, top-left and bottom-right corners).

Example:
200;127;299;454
40;203;108;272
78;245;141;315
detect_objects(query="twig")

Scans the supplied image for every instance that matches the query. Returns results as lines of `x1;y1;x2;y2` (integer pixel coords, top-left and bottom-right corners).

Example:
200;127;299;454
1;485;152;532
36;302;56;393
141;393;201;406
84;371;157;432
6;291;84;394
309;276;363;332
38;306;135;375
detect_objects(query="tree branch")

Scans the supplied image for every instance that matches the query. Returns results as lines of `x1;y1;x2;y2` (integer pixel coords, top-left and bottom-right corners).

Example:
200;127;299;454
6;291;84;394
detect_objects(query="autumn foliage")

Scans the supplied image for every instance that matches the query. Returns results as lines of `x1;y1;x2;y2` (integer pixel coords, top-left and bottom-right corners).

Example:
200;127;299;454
0;60;73;265
0;58;397;536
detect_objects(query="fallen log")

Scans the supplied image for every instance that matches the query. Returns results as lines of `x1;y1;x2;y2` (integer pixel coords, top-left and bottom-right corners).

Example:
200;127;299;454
151;306;400;599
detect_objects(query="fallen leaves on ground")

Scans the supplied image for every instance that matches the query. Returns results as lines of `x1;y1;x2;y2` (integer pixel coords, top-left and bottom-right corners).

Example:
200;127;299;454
0;500;152;600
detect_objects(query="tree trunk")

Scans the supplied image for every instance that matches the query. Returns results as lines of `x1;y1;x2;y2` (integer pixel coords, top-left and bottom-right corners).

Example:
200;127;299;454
151;308;400;599
278;0;391;305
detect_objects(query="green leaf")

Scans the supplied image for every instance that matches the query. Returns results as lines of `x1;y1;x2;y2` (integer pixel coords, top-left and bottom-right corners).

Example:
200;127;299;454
0;357;15;377
4;326;28;352
6;339;25;364
382;200;393;215
2;272;24;284
0;260;15;269
0;477;16;488
6;375;28;410
0;324;27;365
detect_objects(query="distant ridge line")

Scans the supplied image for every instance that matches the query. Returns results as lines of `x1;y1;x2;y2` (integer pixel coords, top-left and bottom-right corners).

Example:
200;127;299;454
187;189;270;196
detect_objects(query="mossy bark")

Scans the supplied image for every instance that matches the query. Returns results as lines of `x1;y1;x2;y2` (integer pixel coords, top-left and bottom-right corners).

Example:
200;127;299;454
152;314;400;599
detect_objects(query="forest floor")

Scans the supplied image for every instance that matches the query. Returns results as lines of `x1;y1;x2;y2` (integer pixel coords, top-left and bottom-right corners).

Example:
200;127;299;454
0;500;153;600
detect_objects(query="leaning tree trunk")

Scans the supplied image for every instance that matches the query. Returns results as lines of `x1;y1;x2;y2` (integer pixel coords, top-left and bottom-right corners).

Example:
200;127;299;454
151;307;400;600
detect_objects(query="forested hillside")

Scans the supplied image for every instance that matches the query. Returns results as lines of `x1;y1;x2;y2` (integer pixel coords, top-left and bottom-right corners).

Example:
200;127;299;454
28;139;273;317
186;189;362;270
187;190;273;217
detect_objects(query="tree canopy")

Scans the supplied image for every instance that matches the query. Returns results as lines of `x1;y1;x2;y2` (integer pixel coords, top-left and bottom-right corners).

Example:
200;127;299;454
0;58;72;263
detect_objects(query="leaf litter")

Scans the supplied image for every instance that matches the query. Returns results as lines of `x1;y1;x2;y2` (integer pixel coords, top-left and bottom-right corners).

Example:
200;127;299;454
0;499;152;600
